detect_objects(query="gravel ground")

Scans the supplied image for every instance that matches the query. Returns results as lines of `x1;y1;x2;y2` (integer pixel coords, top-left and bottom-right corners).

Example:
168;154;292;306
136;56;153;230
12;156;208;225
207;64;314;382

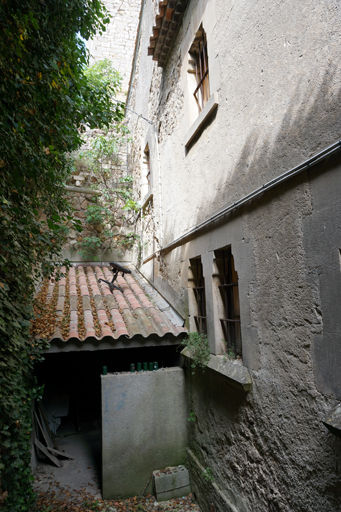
31;429;201;512
32;487;201;512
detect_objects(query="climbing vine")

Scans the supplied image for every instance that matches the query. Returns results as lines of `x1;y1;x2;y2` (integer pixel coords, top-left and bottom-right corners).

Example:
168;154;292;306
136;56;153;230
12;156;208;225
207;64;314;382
70;73;141;259
182;332;211;374
0;1;123;510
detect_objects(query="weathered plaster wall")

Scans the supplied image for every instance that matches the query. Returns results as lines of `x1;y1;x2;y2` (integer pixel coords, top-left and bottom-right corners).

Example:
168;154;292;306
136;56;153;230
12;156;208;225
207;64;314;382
126;0;341;510
302;154;341;399
101;367;187;499
128;0;341;261
178;168;341;512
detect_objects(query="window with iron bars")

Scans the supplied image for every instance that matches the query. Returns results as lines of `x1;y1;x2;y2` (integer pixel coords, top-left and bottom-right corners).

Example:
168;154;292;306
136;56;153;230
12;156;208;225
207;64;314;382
189;257;207;334
188;25;210;113
143;144;151;194
215;247;242;357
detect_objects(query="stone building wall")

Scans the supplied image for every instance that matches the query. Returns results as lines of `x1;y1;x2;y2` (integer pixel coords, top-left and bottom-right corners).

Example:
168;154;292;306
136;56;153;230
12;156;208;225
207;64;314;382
87;0;142;94
126;0;341;510
63;0;142;262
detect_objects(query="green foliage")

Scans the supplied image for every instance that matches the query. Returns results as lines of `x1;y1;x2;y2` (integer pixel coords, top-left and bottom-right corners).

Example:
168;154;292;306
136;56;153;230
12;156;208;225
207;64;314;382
90;500;101;510
78;235;102;259
117;232;140;249
83;499;102;510
83;58;122;94
187;411;197;423
222;338;236;360
72;80;140;258
202;467;214;483
122;198;140;212
0;1;123;509
182;332;211;374
226;347;235;360
86;204;111;224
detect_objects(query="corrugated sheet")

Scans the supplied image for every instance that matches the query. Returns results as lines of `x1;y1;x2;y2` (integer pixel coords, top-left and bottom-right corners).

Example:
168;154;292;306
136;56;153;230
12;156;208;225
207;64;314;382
32;264;186;345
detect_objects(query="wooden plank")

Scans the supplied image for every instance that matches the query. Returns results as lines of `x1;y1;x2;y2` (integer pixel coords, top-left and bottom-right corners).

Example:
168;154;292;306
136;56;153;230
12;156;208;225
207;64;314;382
46;446;75;460
32;416;45;460
38;402;58;448
34;438;61;468
34;410;52;448
37;406;53;447
33;409;40;440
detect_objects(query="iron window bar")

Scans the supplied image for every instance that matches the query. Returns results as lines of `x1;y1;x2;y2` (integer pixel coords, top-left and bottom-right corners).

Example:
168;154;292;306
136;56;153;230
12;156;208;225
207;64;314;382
192;27;209;112
193;315;207;334
192;258;207;334
218;282;238;287
217;248;242;356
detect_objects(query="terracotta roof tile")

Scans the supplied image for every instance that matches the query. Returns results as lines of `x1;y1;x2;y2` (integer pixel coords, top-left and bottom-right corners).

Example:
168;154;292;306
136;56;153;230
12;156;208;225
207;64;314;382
148;0;188;67
32;264;186;347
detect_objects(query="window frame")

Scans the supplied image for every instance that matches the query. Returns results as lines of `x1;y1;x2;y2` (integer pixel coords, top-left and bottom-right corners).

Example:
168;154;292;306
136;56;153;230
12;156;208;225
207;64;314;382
215;247;242;357
188;25;210;114
141;143;152;202
189;257;207;335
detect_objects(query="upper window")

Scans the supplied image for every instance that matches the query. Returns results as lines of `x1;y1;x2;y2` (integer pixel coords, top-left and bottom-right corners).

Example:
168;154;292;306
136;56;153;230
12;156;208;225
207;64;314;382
141;144;151;201
189;257;207;334
188;25;210;113
215;247;242;357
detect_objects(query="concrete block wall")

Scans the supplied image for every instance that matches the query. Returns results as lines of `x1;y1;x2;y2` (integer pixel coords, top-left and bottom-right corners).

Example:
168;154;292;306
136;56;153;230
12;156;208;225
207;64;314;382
101;367;188;499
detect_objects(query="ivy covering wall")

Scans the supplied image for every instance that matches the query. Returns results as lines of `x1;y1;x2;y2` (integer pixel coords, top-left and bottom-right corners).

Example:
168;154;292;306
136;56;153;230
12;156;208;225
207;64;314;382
0;1;124;509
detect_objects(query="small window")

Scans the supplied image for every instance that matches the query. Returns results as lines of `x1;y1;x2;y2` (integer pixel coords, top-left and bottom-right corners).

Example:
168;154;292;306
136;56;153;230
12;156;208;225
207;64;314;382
215;247;242;357
189;257;207;334
141;144;151;200
188;25;210;113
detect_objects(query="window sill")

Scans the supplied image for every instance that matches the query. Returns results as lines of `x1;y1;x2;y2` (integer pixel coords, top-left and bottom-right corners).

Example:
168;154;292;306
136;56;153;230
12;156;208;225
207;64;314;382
181;347;252;392
184;91;219;148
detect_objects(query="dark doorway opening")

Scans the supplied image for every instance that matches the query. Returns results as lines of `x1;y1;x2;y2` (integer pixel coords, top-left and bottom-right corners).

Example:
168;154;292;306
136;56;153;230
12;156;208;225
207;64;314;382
37;344;181;434
35;344;181;492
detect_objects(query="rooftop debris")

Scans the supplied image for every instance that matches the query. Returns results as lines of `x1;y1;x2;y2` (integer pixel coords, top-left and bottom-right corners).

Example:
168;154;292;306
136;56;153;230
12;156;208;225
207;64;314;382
31;264;186;344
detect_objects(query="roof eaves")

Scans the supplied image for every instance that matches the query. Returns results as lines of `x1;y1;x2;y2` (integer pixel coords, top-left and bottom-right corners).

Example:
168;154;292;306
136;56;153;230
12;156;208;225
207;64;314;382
148;0;189;67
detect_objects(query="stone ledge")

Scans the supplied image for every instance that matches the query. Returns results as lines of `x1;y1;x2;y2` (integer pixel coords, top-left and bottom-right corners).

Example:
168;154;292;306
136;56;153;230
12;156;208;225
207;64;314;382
181;348;252;392
184;91;219;148
142;191;153;210
64;185;101;196
322;403;341;438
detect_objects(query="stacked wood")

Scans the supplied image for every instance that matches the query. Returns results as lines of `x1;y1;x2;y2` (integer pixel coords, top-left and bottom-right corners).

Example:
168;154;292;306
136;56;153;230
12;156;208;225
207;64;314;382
33;402;74;468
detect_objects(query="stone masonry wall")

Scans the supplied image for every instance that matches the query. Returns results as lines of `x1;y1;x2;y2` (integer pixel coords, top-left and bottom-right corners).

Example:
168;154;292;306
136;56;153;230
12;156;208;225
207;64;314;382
64;0;142;262
87;0;142;95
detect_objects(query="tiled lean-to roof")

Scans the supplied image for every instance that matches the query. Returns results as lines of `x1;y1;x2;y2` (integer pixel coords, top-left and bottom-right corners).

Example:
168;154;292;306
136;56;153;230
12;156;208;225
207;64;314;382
32;264;186;352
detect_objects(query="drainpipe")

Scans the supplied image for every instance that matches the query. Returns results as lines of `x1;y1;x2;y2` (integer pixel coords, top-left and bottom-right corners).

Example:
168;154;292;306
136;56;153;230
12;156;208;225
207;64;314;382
142;138;341;262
